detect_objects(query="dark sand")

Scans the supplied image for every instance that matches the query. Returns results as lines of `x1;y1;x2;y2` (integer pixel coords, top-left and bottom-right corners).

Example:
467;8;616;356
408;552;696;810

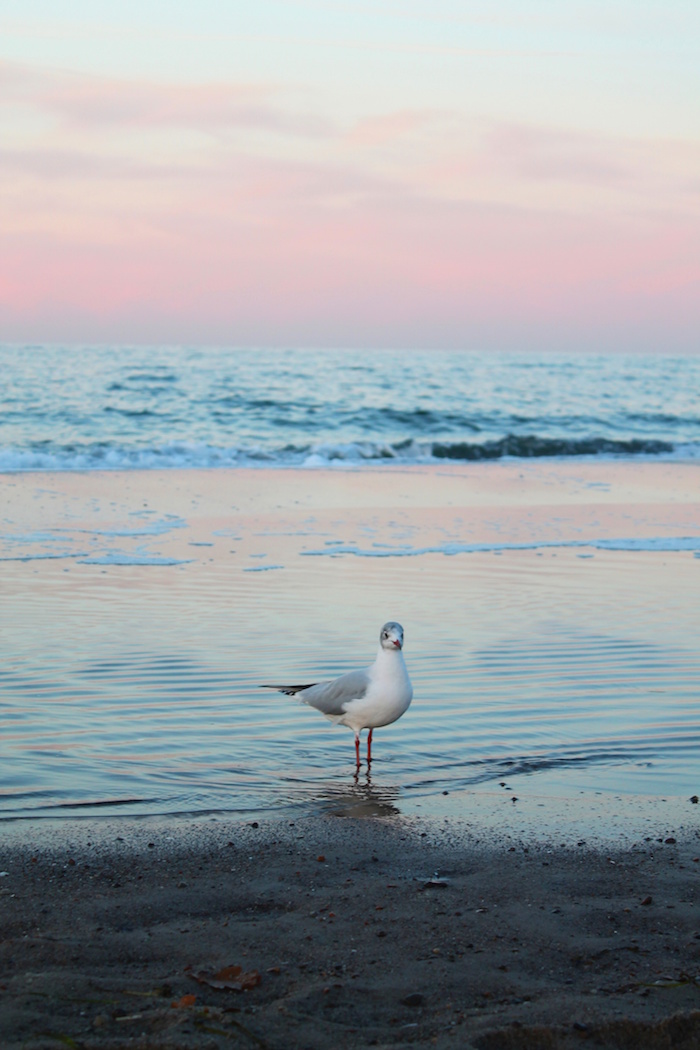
2;816;700;1049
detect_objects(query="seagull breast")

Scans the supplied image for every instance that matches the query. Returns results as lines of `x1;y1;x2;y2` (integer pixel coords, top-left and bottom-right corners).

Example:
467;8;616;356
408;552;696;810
333;648;412;733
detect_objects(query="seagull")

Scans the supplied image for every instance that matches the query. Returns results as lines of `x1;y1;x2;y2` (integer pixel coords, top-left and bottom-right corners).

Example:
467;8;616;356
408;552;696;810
262;622;413;768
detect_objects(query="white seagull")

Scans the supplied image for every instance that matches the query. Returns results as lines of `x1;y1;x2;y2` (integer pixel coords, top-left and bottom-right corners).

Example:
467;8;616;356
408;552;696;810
262;621;413;767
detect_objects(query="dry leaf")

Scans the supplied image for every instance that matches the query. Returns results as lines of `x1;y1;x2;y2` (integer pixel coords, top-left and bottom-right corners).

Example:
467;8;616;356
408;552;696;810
190;964;261;991
171;994;197;1009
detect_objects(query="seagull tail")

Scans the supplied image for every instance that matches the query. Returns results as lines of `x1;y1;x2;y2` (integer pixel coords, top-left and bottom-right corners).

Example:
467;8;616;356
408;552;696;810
260;683;317;697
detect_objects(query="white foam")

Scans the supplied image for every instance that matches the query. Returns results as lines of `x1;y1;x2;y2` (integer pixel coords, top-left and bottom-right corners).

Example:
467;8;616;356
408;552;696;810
77;553;193;565
2;531;68;544
301;536;700;558
593;537;700;551
0;437;698;473
0;551;84;562
68;518;187;537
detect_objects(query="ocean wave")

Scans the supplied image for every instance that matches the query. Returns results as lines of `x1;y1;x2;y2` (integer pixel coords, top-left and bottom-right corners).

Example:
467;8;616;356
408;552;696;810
3;346;700;473
431;435;677;460
0;433;698;472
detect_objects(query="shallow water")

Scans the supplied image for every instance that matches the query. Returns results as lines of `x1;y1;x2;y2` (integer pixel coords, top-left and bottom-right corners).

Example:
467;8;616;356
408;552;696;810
3;526;699;826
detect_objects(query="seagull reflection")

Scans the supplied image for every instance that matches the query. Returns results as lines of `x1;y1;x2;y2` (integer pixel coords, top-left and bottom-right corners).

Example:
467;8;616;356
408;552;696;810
317;773;401;818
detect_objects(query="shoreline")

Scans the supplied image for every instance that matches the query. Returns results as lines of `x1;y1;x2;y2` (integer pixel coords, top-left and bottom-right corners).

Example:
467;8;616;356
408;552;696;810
3;458;700;573
2;815;699;1048
2;781;699;849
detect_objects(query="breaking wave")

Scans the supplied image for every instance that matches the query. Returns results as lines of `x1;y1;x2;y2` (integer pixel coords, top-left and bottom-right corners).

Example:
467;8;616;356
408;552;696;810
0;434;696;473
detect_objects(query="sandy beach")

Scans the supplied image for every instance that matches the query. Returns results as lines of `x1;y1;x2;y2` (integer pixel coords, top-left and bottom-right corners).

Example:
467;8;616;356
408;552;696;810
2;460;700;1046
2;816;700;1049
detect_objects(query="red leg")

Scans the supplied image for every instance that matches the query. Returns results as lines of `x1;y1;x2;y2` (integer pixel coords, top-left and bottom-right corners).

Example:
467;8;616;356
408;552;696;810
354;733;361;768
367;728;373;765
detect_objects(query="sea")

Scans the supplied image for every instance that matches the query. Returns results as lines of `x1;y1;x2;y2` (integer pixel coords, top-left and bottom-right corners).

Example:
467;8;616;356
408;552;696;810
1;346;699;838
2;345;699;471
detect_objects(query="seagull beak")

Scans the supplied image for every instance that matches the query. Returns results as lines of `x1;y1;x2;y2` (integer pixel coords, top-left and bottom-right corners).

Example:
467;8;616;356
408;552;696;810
393;638;402;649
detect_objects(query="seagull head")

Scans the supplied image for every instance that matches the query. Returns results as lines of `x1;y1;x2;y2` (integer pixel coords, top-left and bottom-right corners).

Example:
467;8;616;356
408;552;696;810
380;621;405;651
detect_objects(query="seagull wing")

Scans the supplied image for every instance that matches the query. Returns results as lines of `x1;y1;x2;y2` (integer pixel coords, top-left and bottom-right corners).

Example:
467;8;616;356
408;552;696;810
262;667;371;716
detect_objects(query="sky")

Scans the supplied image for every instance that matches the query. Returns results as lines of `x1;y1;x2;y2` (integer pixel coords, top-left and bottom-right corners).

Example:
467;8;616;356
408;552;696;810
1;1;699;351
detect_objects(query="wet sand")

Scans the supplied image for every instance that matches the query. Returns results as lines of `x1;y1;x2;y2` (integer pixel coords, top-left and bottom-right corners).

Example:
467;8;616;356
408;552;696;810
2;817;700;1049
3;460;700;562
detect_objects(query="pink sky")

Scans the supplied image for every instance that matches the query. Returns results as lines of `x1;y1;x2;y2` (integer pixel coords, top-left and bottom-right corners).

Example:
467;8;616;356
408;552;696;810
1;4;699;351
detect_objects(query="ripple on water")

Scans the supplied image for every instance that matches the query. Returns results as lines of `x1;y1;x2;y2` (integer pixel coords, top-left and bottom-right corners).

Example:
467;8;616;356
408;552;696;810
1;549;699;823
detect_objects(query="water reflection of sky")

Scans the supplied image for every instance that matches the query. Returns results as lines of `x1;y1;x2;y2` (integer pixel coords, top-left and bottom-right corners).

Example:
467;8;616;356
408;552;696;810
2;522;699;830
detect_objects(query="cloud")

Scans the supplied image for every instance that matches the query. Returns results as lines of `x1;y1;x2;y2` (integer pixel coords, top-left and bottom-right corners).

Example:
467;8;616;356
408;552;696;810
3;57;698;212
1;58;698;349
484;122;631;186
345;110;441;148
0;60;333;137
418;119;700;216
0;145;182;181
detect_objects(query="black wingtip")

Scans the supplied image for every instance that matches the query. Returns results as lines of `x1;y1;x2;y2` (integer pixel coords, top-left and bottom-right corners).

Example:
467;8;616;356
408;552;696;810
260;683;317;696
